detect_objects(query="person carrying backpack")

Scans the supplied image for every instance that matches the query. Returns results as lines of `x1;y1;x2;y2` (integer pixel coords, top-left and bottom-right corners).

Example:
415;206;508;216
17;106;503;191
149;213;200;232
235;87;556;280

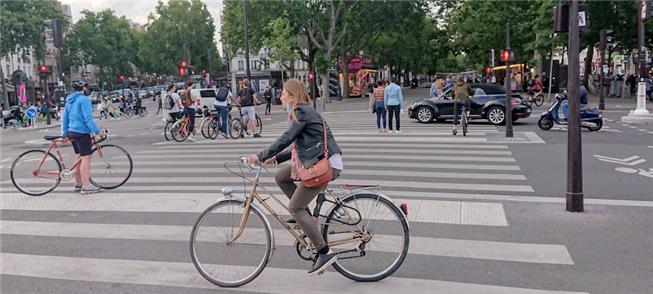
238;79;261;137
164;84;182;121
181;81;197;142
214;84;233;138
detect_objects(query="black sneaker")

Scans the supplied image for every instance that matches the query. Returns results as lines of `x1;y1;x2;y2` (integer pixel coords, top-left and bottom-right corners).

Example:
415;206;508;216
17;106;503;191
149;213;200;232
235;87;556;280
308;251;338;276
253;133;261;138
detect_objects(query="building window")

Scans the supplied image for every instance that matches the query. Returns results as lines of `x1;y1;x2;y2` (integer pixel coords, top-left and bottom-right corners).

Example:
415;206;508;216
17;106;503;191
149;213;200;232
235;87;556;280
264;61;270;70
237;60;244;71
251;60;256;70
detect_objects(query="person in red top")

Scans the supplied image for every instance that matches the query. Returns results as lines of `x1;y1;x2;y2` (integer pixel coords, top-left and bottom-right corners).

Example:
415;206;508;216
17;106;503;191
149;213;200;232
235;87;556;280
371;81;387;133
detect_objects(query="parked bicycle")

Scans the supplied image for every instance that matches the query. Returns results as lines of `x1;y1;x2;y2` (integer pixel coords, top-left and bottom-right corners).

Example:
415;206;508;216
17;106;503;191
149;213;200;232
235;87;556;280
10;133;133;196
189;159;410;287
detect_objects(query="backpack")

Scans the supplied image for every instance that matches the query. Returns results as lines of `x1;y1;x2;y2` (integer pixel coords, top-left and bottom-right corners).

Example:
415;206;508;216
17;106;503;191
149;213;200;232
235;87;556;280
239;88;253;106
215;87;229;102
164;93;175;109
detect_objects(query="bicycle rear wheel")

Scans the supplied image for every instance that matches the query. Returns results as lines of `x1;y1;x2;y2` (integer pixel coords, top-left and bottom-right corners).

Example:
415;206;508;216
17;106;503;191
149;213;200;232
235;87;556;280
171;121;190;142
89;144;133;189
534;94;544;106
462;114;468;136
229;118;243;139
322;193;409;282
190;199;271;287
10;150;62;196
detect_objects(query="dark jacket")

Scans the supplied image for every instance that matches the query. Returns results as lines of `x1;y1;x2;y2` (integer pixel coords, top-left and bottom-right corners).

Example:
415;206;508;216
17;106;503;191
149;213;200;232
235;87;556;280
453;80;473;102
258;104;342;168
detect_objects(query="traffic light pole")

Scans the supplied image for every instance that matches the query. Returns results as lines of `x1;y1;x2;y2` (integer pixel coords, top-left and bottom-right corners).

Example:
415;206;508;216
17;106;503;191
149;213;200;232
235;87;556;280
566;0;584;212
504;23;513;138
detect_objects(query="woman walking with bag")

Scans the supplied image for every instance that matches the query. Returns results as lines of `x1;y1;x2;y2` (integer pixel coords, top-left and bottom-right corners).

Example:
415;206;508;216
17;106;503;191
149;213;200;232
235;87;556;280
246;78;343;276
371;80;387;133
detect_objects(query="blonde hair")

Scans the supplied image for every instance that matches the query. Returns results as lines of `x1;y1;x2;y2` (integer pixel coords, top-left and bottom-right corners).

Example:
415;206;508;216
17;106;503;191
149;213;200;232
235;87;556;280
283;79;311;120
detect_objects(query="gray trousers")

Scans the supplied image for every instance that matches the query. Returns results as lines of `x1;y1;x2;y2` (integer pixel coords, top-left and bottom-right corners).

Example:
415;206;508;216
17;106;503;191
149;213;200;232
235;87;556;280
274;164;340;251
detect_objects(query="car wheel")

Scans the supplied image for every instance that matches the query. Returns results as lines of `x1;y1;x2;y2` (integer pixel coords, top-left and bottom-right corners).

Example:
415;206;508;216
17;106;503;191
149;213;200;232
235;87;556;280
486;107;506;125
416;106;434;123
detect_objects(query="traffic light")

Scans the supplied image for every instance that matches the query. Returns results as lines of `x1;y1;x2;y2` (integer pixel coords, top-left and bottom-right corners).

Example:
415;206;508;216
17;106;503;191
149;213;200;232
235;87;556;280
485;66;492;75
308;72;314;81
119;75;125;81
179;67;186;77
38;65;50;78
181;60;188;68
500;49;514;62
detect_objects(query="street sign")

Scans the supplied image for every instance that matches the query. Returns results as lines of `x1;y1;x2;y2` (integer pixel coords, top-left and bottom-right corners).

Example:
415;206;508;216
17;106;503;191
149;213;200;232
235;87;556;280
554;4;589;32
26;108;37;119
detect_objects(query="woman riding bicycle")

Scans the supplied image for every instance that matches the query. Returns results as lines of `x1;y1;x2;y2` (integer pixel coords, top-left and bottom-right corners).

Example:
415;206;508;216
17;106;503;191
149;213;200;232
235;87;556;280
452;76;473;135
246;78;344;275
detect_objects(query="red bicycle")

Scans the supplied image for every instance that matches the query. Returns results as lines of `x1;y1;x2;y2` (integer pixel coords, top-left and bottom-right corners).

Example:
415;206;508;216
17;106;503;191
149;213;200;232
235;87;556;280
10;134;133;196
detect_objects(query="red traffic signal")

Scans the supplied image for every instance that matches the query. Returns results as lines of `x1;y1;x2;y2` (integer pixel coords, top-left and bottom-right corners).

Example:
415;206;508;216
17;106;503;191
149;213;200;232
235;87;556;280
201;69;206;75
39;65;48;73
119;75;125;81
180;60;188;68
500;49;514;62
308;72;314;81
485;66;492;75
179;67;186;76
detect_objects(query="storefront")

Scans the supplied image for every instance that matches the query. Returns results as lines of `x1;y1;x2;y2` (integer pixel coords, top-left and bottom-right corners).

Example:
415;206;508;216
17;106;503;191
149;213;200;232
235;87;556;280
340;55;376;97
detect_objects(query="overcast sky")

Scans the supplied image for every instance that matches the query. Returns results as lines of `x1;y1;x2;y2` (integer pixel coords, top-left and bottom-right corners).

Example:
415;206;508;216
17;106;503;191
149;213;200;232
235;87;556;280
60;0;224;45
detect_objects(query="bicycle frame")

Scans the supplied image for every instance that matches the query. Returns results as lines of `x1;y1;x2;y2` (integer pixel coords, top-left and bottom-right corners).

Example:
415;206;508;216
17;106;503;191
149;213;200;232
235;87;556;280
34;137;104;178
227;164;367;250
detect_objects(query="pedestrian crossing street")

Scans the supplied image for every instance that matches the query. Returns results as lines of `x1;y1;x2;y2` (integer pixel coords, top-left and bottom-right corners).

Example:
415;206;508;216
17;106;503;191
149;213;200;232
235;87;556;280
0;112;587;293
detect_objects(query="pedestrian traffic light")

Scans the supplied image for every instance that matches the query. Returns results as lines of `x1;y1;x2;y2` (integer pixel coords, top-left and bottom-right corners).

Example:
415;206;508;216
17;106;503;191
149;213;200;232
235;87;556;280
119;75;125;81
179;67;186;76
39;65;49;74
485;66;492;75
500;49;514;62
308;72;314;81
181;60;188;68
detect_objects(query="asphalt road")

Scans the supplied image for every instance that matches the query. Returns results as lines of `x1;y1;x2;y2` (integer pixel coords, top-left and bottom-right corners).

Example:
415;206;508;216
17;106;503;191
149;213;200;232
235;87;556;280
1;88;652;294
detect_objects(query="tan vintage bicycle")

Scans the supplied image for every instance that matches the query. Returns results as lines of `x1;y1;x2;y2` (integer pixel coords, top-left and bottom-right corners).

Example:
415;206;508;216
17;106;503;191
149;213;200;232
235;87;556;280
189;159;410;287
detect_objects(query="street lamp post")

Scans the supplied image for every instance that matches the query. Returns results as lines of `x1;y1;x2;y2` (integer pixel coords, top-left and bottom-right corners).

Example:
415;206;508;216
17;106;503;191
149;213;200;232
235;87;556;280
566;0;584;212
243;0;251;81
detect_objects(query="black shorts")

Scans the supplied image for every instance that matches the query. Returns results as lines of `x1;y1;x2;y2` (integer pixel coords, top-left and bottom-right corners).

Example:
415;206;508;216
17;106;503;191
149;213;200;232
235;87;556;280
67;131;93;156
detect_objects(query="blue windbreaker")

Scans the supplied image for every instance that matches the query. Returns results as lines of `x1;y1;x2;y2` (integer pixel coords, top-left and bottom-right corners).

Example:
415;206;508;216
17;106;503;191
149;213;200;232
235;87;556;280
61;92;100;135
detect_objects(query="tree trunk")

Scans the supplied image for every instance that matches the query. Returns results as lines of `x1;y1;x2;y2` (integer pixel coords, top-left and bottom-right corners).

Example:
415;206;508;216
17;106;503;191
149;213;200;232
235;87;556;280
583;44;593;93
1;65;9;107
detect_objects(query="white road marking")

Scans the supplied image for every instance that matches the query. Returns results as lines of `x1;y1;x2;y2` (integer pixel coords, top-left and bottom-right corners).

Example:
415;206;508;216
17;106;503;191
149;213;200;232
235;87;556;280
0;253;588;294
133;154;516;162
2;221;576;265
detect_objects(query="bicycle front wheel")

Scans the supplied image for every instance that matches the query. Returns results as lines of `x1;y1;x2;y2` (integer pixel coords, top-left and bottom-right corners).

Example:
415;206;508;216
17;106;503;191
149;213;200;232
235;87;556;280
229;118;243;139
200;118;211;139
164;121;173;141
10;150;62;196
534;94;544;106
90;144;133;189
322;193;409;282
190;199;272;287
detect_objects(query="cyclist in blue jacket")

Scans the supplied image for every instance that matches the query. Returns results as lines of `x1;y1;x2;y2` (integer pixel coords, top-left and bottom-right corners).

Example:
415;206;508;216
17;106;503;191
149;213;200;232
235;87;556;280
61;81;106;194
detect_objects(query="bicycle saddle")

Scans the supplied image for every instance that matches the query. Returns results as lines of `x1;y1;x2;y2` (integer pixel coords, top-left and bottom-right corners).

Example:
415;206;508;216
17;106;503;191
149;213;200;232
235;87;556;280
43;135;63;140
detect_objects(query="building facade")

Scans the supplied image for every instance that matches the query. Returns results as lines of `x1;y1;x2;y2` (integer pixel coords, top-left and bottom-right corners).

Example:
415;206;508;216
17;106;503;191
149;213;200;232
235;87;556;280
228;47;309;92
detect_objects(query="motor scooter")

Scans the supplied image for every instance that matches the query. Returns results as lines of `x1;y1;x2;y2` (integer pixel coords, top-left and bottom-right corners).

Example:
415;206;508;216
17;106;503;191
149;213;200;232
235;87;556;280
538;92;603;131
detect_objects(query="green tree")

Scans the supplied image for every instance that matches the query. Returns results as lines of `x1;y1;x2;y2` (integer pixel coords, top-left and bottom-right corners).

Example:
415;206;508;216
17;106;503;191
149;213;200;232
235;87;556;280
263;14;300;78
63;10;138;89
139;0;222;77
0;0;65;105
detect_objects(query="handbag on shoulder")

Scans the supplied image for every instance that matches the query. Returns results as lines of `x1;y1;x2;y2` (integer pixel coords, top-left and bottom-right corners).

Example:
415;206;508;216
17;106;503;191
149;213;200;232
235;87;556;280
298;118;333;188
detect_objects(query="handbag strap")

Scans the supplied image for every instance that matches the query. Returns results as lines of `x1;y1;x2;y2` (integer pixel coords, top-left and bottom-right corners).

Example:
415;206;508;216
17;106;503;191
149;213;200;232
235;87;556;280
321;116;329;155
